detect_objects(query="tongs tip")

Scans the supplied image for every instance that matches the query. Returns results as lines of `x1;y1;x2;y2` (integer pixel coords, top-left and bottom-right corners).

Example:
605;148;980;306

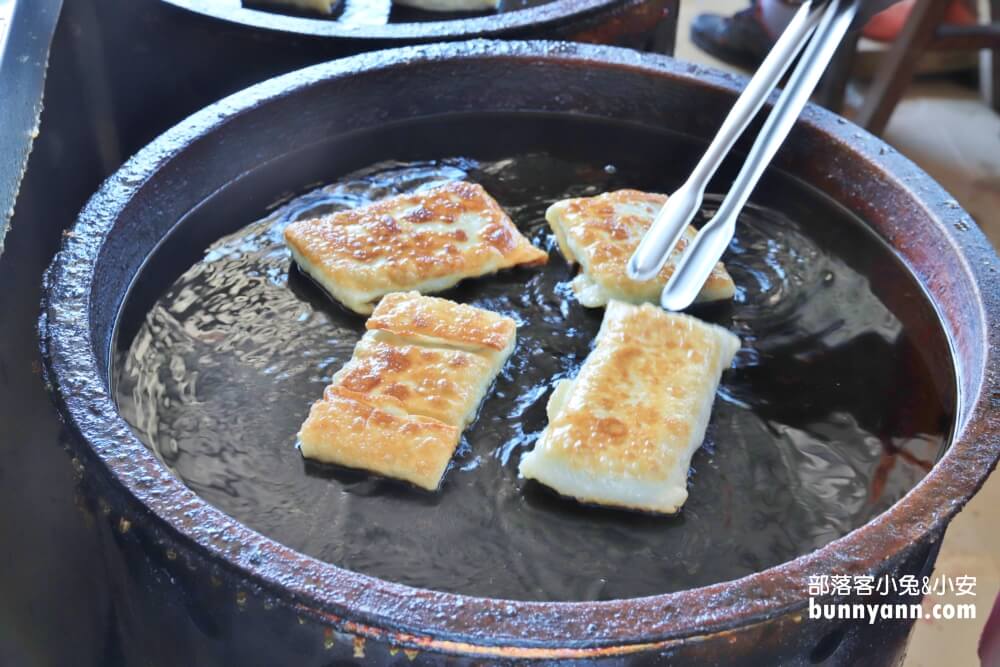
625;255;657;282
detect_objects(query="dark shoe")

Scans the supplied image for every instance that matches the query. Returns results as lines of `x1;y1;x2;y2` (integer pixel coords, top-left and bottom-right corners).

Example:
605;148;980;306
690;6;774;70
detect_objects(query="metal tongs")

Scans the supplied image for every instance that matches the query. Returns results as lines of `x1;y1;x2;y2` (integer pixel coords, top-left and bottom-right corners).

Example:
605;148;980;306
626;0;859;310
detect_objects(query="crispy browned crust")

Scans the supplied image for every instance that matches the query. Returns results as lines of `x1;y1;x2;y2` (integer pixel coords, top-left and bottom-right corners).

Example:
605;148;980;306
299;391;460;491
546;189;735;305
283;181;547;313
366;291;517;354
299;293;517;491
326;332;494;427
541;303;734;478
518;302;740;513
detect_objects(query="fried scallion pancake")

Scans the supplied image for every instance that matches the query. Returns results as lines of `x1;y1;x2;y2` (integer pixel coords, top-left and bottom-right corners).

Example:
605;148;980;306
298;292;516;490
519;301;740;513
284;181;547;314
546;189;735;308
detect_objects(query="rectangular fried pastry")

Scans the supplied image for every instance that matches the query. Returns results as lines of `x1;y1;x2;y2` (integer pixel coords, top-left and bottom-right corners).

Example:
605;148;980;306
546;189;736;308
252;0;338;14
284;181;547;314
394;0;499;9
365;291;516;366
298;292;516;490
518;301;740;514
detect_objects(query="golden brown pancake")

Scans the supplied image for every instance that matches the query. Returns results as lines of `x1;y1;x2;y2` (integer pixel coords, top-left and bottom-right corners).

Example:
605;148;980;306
284;181;546;314
546;189;735;308
298;292;516;490
519;301;740;513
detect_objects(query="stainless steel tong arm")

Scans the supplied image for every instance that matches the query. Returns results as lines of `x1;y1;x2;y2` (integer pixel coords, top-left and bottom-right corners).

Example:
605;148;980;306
625;0;822;283
659;0;858;311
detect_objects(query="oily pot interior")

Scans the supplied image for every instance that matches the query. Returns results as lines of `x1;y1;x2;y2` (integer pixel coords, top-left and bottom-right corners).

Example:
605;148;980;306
109;110;956;602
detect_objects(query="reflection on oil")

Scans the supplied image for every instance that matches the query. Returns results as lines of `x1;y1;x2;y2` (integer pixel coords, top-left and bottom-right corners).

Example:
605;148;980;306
115;156;952;601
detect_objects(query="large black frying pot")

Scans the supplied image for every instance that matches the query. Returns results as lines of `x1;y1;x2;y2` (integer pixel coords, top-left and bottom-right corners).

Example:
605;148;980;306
41;41;999;665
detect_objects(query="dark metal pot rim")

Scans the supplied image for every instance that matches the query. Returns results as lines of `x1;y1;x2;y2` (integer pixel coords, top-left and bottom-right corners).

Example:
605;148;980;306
160;0;633;41
42;40;1000;657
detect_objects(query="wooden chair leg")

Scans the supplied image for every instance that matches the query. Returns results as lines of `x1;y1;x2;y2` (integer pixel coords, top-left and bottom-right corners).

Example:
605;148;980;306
855;0;953;135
